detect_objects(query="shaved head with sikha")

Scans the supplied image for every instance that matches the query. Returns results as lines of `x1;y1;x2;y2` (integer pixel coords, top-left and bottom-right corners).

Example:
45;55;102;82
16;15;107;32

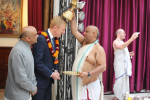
115;29;125;36
88;25;99;38
115;29;126;40
84;25;99;43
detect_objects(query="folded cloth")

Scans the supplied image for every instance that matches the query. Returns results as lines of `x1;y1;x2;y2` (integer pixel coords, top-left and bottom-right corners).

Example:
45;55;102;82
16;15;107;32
82;79;101;100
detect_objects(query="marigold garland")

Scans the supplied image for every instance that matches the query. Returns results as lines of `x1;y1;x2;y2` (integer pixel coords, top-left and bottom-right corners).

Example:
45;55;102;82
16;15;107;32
38;31;59;64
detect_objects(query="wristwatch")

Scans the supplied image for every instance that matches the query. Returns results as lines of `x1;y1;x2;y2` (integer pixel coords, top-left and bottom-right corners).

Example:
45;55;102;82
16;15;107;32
88;72;91;78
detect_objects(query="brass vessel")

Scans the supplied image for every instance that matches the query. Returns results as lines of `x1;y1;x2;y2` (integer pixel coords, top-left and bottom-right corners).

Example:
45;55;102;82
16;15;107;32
62;0;78;21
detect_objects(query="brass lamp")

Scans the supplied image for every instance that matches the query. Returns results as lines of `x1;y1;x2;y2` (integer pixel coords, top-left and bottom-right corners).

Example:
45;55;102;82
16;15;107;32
62;0;79;21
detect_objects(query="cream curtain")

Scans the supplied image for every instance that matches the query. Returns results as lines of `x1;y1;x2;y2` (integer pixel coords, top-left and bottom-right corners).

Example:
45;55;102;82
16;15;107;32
43;0;53;31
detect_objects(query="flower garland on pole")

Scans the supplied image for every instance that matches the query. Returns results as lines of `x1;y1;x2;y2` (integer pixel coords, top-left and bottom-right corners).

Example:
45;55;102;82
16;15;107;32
38;31;59;64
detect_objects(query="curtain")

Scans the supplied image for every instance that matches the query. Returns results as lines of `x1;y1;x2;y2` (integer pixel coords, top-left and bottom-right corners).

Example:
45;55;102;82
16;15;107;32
43;0;53;31
81;0;150;92
28;0;53;31
28;0;43;31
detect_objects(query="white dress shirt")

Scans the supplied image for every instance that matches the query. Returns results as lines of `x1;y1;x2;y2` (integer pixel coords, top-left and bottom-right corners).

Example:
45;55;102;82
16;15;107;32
48;29;54;43
48;29;58;77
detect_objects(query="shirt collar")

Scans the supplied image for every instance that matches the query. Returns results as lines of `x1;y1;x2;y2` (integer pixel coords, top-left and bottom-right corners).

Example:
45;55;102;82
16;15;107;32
48;28;53;39
20;40;31;47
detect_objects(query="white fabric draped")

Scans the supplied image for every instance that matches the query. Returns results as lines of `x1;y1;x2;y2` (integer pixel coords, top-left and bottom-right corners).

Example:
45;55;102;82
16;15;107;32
72;42;95;100
71;40;104;100
82;79;101;100
114;39;132;80
113;39;132;100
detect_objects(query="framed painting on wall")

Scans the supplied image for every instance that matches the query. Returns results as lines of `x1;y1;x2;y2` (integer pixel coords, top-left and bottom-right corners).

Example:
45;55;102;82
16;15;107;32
0;0;23;37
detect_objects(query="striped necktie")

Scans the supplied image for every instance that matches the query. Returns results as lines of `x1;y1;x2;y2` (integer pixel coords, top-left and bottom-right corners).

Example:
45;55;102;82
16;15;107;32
52;38;56;52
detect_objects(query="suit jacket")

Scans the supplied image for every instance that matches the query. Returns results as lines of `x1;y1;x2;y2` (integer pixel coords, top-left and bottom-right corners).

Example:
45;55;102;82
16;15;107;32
33;29;58;88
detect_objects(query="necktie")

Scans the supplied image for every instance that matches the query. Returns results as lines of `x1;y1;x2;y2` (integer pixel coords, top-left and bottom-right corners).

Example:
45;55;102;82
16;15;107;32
52;38;56;52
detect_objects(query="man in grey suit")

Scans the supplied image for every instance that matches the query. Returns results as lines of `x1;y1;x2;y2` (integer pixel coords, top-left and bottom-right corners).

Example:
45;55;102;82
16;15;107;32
4;26;38;100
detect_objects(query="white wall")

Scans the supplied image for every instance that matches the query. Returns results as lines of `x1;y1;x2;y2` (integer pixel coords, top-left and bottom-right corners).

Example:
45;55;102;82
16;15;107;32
0;0;28;47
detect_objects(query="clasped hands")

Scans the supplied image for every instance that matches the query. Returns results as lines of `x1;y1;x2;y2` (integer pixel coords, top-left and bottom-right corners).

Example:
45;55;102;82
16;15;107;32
29;71;60;96
130;51;135;58
51;70;60;80
29;86;38;96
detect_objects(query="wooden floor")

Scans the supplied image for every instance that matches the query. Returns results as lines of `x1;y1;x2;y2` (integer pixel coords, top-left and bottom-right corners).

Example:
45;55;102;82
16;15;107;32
0;89;4;100
104;93;150;100
0;89;149;100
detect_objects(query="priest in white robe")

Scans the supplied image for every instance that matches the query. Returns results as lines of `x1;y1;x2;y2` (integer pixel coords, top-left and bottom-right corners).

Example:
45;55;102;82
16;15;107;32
113;29;139;100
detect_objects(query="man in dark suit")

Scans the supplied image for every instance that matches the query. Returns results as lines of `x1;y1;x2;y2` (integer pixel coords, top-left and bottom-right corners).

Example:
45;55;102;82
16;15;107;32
32;16;67;100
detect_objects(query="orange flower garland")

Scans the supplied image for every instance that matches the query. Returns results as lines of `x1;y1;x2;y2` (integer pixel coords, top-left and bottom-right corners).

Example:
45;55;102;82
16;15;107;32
38;31;59;64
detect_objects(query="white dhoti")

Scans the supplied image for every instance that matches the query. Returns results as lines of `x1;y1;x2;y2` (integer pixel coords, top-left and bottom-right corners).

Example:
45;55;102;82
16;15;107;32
113;39;132;100
71;40;104;100
82;79;101;100
113;73;129;100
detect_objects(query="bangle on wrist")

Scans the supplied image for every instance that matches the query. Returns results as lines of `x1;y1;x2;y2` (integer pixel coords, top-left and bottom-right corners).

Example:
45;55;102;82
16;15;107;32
72;17;76;20
88;72;91;78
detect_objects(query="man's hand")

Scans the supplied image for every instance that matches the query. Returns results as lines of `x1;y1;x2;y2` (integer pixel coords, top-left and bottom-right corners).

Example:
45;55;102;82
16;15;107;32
68;9;76;20
51;71;60;80
55;70;60;77
130;33;139;41
129;51;135;57
78;72;88;79
29;86;38;96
